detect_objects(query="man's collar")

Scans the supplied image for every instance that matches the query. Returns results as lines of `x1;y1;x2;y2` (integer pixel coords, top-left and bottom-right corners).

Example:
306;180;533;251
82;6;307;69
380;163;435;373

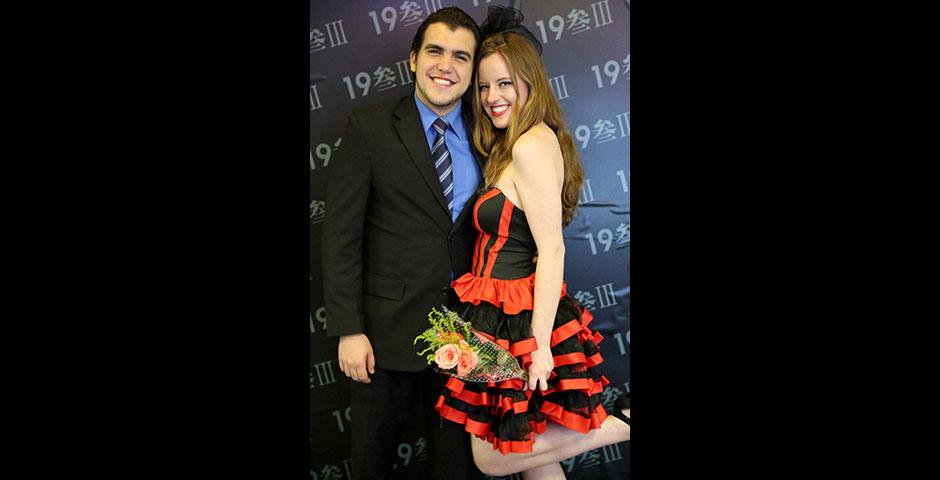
414;93;465;140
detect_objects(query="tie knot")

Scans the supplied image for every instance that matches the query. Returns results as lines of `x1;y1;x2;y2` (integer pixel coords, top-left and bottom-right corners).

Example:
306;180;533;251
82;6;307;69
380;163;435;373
433;118;448;135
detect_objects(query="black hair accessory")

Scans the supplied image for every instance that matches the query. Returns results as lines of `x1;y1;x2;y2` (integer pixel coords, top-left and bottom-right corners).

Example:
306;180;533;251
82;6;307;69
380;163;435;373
479;5;543;56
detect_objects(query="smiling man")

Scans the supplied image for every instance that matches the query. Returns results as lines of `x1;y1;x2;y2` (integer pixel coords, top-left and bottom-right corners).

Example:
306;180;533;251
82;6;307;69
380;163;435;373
410;22;474;116
322;7;484;480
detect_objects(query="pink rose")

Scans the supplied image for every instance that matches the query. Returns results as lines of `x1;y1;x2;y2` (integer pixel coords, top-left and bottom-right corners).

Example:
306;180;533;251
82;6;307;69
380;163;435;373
434;344;460;370
456;349;479;376
458;339;471;352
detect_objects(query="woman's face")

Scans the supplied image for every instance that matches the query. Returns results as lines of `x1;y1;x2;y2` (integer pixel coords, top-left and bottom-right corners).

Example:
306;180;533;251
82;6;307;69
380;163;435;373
478;53;529;129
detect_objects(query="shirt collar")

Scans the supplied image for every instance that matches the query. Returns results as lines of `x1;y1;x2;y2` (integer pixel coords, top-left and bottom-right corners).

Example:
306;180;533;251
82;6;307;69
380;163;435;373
414;93;465;140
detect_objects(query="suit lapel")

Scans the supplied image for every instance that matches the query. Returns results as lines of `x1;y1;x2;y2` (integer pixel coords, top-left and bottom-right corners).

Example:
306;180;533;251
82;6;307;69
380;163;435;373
393;97;451;219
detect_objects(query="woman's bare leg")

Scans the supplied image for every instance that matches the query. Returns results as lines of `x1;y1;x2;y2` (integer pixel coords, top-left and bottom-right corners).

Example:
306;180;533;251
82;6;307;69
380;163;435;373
520;462;565;480
471;412;630;477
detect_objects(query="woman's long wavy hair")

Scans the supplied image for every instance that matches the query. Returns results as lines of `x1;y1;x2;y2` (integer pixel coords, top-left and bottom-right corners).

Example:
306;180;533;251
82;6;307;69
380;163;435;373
471;32;584;227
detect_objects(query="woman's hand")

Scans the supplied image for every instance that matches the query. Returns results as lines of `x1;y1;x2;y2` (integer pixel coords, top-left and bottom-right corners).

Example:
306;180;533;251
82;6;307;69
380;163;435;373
527;346;554;392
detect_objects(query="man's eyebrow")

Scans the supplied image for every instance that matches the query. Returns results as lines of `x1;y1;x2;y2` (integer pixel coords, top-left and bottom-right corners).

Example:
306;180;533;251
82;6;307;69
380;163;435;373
424;43;471;58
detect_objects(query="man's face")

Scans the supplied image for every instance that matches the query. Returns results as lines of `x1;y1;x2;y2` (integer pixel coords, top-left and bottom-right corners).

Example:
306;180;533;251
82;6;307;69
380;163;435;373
410;23;476;117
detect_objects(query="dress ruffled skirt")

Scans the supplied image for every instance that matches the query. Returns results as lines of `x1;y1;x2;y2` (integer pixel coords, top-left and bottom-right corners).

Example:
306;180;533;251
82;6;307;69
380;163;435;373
435;272;610;454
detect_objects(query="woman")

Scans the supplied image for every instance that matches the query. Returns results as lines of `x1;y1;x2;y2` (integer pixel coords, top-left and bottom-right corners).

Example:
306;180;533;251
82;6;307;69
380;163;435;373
435;7;630;479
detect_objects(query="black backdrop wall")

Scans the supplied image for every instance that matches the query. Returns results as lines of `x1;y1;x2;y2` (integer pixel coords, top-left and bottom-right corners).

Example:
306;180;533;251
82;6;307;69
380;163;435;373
311;1;629;478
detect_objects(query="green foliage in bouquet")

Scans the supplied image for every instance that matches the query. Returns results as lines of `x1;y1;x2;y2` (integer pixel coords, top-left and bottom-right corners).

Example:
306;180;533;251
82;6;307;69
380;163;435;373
413;307;470;363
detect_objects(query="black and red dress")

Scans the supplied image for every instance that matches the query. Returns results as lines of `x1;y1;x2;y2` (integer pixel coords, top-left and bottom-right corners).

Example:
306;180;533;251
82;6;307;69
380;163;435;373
435;187;610;454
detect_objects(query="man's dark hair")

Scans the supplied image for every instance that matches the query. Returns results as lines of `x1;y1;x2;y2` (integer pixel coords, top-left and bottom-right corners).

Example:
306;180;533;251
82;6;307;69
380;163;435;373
409;7;480;57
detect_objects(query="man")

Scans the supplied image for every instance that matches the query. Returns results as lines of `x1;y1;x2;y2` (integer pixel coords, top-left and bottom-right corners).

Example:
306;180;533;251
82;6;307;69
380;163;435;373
322;7;484;480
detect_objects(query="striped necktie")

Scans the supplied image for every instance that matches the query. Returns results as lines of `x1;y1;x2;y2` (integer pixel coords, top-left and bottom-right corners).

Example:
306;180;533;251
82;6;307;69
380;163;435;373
431;118;454;214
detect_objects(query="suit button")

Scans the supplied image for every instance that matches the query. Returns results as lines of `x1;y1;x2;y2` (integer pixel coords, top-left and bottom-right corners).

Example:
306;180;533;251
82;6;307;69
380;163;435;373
441;287;449;295
447;234;454;242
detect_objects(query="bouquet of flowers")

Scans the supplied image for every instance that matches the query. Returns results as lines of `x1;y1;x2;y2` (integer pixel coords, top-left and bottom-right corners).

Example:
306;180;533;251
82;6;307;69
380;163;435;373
414;306;527;382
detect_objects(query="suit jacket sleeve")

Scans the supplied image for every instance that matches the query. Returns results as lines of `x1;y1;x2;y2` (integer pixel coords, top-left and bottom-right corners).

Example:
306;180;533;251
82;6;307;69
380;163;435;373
322;111;371;338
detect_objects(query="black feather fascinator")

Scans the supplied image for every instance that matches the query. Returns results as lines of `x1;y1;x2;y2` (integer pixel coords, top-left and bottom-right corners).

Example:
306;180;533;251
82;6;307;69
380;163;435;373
479;5;543;56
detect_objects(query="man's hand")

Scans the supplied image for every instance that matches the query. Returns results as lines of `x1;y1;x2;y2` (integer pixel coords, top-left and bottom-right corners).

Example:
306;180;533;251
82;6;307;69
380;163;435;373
338;333;375;384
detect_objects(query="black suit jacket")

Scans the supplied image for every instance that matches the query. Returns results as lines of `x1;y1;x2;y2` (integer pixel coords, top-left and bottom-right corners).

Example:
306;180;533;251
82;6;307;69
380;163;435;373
323;94;483;372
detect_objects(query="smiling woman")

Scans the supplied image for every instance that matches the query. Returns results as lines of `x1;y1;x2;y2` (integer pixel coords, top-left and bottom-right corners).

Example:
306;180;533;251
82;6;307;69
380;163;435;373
428;6;630;480
477;52;530;130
